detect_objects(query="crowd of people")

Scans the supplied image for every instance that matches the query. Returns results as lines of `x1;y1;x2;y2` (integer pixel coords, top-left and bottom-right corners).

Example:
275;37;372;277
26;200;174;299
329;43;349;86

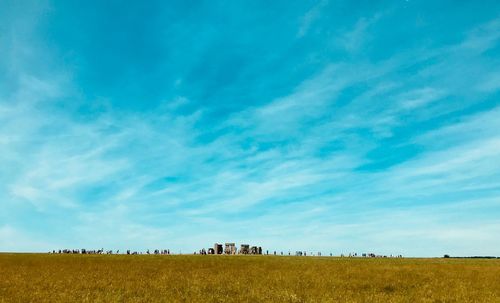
51;249;171;255
51;248;403;258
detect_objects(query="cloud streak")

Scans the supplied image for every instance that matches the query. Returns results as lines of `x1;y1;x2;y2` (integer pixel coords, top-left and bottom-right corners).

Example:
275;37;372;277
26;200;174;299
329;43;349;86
0;1;499;256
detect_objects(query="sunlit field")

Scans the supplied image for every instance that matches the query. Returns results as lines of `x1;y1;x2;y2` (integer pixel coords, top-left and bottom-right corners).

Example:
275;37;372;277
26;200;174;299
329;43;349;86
1;253;499;302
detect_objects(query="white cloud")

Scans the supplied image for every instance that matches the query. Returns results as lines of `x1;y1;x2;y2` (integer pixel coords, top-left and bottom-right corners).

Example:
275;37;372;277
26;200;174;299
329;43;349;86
338;14;382;52
458;17;500;53
297;0;329;38
1;5;500;255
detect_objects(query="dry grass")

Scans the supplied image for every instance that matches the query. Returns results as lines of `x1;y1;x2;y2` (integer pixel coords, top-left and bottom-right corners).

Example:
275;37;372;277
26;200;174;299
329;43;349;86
0;253;499;302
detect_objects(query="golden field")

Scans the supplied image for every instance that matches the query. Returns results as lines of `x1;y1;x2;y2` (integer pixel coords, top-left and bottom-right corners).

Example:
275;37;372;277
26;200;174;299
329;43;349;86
1;253;499;302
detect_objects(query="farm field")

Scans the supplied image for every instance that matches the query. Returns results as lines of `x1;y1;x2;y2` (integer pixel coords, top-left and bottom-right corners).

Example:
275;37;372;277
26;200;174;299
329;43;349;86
1;253;499;302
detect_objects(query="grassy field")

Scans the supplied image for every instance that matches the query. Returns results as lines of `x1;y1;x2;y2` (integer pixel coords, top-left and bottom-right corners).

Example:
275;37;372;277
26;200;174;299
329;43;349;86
1;253;499;302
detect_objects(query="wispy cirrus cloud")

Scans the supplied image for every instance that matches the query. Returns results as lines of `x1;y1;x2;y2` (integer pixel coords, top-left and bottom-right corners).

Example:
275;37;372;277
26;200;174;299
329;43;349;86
297;0;329;38
1;1;499;256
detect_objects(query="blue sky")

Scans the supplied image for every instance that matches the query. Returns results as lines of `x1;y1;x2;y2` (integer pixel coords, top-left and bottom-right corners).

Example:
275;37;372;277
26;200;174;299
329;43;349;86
1;0;499;257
